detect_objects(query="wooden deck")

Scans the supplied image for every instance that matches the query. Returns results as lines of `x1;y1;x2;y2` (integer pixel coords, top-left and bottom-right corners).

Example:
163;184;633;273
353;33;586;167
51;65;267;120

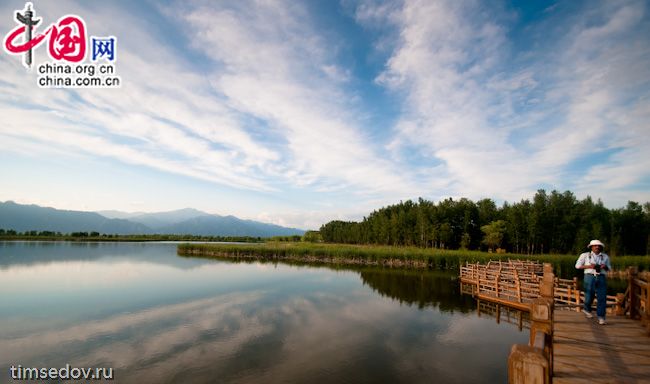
553;310;650;383
490;264;650;383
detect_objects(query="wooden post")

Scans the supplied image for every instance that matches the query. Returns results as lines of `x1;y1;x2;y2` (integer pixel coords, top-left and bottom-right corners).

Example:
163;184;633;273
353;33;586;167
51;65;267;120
639;279;650;331
616;293;626;316
515;269;522;303
531;263;555;378
540;263;554;299
529;299;553;346
573;277;580;312
508;344;550;384
629;266;639;319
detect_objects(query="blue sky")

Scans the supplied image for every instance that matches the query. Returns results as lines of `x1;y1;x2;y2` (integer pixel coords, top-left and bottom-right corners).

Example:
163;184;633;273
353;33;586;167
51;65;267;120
1;0;649;230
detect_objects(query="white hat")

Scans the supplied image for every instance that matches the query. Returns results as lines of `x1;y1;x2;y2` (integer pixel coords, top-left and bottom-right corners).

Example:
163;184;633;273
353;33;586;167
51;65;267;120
588;239;605;248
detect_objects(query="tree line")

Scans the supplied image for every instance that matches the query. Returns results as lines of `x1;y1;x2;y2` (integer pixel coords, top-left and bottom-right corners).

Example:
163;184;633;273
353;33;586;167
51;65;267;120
0;229;265;243
319;190;650;256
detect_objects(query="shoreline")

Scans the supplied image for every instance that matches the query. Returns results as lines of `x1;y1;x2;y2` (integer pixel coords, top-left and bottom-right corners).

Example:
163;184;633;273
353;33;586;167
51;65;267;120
179;248;432;268
176;242;650;275
0;236;264;243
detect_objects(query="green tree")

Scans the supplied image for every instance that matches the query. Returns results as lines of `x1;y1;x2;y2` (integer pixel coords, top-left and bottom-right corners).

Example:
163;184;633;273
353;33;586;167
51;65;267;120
481;220;507;252
504;200;531;254
477;198;498;227
546;190;577;253
302;231;322;243
612;201;646;255
316;191;648;255
529;190;549;254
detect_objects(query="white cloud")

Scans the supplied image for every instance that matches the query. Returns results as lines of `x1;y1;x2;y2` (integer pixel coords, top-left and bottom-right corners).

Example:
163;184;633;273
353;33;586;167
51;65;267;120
534;1;650;206
0;2;280;192
173;0;418;196
358;0;650;206
1;0;648;228
361;0;545;201
253;209;367;230
0;0;425;228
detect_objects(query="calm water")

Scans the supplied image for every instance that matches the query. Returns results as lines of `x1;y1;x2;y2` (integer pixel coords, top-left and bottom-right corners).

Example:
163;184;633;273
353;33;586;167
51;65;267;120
0;242;528;383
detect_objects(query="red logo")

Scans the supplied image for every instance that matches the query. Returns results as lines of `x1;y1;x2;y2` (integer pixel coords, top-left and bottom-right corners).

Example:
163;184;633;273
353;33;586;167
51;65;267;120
4;3;87;68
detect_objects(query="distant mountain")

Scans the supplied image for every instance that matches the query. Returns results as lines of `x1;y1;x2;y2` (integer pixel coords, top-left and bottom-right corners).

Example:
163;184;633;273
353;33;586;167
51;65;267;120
0;201;304;237
99;208;207;228
158;215;304;237
127;208;208;228
0;201;150;234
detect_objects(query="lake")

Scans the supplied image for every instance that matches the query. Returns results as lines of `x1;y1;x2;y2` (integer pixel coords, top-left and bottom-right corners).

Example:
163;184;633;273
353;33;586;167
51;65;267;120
0;242;528;383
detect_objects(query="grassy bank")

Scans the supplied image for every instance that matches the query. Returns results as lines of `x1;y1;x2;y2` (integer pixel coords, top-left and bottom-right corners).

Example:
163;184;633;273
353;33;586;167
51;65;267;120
177;242;650;277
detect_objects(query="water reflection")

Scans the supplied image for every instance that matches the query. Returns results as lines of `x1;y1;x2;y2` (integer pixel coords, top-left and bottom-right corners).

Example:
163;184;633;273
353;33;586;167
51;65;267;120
0;242;528;383
0;241;213;270
359;269;475;312
476;300;530;331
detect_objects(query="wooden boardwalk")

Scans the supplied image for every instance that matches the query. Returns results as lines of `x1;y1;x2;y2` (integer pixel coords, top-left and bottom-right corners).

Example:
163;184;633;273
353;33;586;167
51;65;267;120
553;310;650;383
460;260;621;314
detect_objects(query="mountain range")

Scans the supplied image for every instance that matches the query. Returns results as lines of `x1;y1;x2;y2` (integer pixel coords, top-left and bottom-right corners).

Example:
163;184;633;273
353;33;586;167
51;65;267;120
0;201;304;237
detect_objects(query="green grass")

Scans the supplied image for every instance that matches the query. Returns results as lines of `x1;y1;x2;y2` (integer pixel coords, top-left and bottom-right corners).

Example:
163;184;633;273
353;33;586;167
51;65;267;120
177;242;650;277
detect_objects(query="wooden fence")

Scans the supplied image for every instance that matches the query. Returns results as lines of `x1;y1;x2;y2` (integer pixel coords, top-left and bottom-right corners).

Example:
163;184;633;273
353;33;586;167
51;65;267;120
460;260;543;311
460;260;543;286
625;268;650;331
460;260;622;313
507;265;650;384
508;263;555;384
553;277;619;314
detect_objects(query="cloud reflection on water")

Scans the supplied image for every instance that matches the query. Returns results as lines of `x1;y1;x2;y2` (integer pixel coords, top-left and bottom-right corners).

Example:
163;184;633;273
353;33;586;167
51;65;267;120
1;287;525;383
0;243;527;383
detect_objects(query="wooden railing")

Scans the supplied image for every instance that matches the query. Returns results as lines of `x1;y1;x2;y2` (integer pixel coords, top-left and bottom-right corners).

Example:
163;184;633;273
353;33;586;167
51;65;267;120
506;265;649;383
626;267;650;331
508;263;554;384
476;268;540;304
460;260;543;286
460;260;621;313
460;260;544;312
554;277;620;314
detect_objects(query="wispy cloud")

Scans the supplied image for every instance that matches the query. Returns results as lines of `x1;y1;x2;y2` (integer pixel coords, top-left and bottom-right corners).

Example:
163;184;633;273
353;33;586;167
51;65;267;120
356;0;650;205
173;0;417;195
552;1;650;200
356;0;548;201
0;2;277;191
0;0;648;228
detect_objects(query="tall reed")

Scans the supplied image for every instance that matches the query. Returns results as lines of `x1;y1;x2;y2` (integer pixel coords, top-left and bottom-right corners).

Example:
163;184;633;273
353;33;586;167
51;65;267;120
178;242;650;278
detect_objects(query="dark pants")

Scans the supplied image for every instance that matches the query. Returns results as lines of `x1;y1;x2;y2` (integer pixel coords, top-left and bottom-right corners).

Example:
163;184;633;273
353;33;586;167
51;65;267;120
583;273;607;318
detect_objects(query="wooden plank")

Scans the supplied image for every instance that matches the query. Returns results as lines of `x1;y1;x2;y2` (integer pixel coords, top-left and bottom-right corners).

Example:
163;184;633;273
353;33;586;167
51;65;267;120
552;310;650;383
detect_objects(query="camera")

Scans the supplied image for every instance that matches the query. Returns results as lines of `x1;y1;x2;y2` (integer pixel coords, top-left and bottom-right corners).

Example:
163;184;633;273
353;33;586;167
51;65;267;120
594;264;601;273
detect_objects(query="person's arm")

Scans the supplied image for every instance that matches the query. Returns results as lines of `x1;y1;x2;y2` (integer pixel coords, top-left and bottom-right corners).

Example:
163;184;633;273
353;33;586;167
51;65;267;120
603;254;612;271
